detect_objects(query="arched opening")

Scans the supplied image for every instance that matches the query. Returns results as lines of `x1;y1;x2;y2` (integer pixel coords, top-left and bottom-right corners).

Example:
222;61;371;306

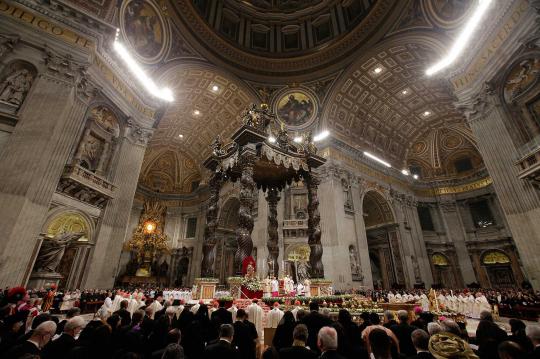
430;252;459;288
215;197;241;283
362;190;405;289
482;250;515;287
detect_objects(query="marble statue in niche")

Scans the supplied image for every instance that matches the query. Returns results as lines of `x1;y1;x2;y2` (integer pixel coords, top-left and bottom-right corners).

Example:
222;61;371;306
33;232;85;273
0;68;33;109
349;245;363;281
342;178;353;212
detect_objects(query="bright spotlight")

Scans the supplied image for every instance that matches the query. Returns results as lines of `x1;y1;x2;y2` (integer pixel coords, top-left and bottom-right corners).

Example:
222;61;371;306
293;136;303;143
268;136;276;143
364;152;391;168
113;40;174;102
426;0;492;76
313;130;330;142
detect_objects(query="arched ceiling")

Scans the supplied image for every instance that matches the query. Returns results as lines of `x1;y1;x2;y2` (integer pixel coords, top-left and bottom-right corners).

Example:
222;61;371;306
139;64;257;194
323;36;467;168
363;191;394;228
407;125;484;180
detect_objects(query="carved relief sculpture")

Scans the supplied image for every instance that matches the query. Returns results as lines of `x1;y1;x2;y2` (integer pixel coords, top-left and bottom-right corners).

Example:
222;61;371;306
349;245;363;281
0;68;33;109
33;232;85;273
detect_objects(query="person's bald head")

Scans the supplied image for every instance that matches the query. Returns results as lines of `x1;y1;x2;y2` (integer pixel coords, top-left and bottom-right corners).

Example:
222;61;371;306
318;326;338;351
64;316;86;337
30;321;57;348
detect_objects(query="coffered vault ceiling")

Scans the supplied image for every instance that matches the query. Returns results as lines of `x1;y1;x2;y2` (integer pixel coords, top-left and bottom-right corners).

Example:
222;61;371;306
60;0;482;194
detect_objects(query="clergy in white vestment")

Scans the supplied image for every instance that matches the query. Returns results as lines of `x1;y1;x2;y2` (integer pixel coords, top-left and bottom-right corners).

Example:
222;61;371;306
190;302;201;314
246;299;264;341
112;290;123;312
304;279;311;297
291;301;302;320
296;282;305;297
148;297;164;319
271;277;279;297
467;294;475;317
472;293;483;319
420;293;430;312
388;292;395;303
395;293;403;303
268;302;284;328
128;292;140;316
228;303;238;322
263;278;272;298
438;293;446;310
478;293;491;314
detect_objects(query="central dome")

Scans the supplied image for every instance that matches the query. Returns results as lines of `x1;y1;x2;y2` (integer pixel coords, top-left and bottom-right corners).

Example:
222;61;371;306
174;0;399;81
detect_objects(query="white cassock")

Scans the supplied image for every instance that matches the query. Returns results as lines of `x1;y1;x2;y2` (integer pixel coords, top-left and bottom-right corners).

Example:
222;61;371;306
420;294;429;312
395;293;403;303
190;303;200;314
296;283;304;296
388;292;395;303
228;304;238;322
467;295;475;317
479;295;491;314
263;279;272;298
438;294;446;309
103;296;113;313
291;305;302;320
247;302;264;340
304;280;311;297
473;297;482;319
271;279;279;295
128;295;140;316
268;307;284;328
175;304;185;319
112;292;123;312
445;295;453;311
149;300;163;319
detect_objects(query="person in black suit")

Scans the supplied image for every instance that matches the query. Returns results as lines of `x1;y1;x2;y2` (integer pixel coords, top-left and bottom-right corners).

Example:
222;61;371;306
5;320;57;359
390;310;417;357
204;324;237;359
232;309;258;359
141;306;155;338
210;300;233;341
526;325;540;359
113;299;131;327
498;341;525;359
55;307;81;335
507;319;533;353
42;316;85;359
318;326;346;359
279;324;317;359
407;329;434;359
476;311;507;359
303;302;332;354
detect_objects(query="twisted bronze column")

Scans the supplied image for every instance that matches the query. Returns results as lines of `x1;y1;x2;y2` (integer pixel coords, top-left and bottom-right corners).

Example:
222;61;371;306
306;174;324;278
266;187;280;277
201;171;222;277
235;154;256;273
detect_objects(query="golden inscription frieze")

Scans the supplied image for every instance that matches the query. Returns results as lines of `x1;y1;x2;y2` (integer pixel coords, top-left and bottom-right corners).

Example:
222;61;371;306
0;1;94;49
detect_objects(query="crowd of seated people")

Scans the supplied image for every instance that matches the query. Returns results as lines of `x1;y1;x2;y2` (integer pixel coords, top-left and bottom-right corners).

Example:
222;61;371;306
2;285;540;359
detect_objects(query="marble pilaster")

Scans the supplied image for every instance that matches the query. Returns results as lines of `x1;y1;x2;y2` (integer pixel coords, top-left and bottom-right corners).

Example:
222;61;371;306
0;56;92;287
350;182;373;289
83;124;151;288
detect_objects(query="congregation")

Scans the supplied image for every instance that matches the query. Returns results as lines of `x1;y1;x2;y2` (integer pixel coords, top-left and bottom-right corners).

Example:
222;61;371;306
1;286;540;359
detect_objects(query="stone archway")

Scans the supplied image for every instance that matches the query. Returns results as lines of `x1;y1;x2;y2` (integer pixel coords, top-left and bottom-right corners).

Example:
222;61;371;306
481;250;516;288
362;190;405;289
29;210;94;289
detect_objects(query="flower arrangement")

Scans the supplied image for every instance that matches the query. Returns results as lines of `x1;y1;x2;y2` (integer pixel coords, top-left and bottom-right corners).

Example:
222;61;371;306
214;290;232;299
242;276;262;291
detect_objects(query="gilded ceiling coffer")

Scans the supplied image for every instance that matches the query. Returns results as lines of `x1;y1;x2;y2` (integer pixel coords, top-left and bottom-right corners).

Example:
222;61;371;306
201;104;326;278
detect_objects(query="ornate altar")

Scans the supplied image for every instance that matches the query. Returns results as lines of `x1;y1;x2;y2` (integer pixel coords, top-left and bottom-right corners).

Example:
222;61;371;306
193;277;219;300
124;201;170;281
200;104;326;281
309;279;333;297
